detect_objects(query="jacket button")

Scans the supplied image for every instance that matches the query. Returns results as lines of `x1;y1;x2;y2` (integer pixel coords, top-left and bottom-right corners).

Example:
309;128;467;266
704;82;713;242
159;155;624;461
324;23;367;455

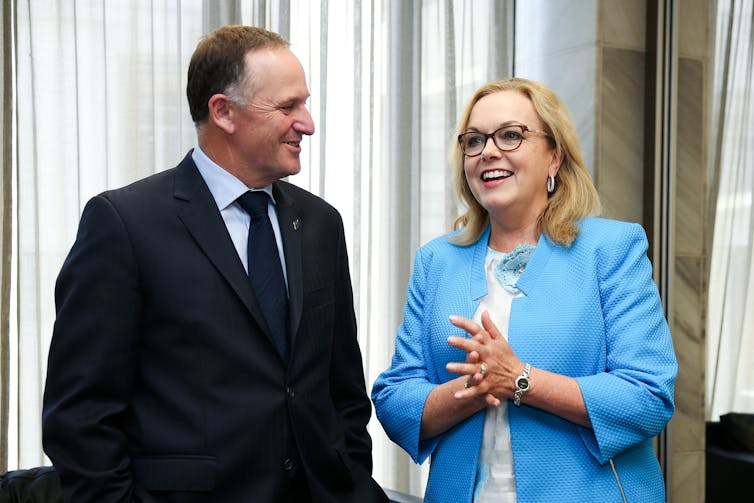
286;386;295;399
282;458;294;471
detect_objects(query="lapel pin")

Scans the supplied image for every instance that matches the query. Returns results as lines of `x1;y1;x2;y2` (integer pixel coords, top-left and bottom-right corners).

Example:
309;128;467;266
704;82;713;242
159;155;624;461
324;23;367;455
293;218;301;231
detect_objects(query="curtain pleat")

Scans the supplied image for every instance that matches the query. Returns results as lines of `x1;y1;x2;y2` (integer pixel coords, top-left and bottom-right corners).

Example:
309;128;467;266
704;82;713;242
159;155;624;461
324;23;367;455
318;0;328;196
444;0;457;231
352;0;363;322
0;0;13;474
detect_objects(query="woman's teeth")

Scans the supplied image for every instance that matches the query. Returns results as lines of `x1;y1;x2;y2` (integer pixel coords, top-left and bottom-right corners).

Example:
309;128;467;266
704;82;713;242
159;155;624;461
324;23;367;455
482;169;512;181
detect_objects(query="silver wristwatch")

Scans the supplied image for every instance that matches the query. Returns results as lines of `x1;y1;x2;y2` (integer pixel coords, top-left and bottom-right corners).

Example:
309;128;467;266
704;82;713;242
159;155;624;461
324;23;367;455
513;363;532;406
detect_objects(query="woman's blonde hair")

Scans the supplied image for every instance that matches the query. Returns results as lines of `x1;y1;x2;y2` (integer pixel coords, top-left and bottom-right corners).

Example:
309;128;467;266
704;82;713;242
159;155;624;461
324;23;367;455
451;78;601;247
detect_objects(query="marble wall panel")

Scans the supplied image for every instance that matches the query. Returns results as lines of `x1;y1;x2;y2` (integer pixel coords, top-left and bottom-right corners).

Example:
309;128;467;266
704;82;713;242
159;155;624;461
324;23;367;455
601;0;646;50
671;255;706;452
598;47;645;222
678;0;710;59
676;58;705;256
670;451;705;503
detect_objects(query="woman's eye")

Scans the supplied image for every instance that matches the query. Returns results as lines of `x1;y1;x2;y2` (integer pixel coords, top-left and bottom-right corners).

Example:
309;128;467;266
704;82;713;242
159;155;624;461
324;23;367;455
500;129;523;141
466;135;484;147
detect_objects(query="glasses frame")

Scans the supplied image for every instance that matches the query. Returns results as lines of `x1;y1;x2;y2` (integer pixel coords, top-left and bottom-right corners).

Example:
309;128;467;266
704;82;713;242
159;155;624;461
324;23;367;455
457;124;551;157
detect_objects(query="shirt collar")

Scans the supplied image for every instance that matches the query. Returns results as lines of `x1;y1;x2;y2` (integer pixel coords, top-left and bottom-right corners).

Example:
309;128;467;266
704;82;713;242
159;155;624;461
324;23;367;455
191;146;275;211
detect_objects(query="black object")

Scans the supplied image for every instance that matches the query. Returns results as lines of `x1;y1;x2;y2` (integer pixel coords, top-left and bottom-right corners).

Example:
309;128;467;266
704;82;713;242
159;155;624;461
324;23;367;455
0;466;63;503
706;413;754;502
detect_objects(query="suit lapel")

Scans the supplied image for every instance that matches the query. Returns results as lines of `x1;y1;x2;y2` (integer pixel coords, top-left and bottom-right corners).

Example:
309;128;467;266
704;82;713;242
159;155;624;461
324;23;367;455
273;182;304;348
172;153;276;348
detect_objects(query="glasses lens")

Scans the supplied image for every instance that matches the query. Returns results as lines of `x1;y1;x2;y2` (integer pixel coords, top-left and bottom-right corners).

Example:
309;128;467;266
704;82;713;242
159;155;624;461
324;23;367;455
493;126;525;151
460;133;485;156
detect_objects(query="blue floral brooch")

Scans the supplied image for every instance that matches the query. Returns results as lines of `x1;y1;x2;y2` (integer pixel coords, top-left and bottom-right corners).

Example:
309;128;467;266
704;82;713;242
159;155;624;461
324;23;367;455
494;244;535;294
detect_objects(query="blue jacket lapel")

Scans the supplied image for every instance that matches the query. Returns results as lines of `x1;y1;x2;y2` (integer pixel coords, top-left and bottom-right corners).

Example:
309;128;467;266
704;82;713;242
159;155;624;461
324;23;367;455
515;232;555;296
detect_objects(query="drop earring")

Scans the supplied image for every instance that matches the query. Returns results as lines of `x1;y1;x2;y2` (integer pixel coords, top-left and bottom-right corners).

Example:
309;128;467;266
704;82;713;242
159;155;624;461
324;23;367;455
547;175;556;193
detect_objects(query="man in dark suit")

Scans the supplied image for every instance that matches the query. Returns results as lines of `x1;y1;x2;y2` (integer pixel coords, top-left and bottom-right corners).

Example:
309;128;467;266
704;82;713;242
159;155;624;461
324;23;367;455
42;25;387;503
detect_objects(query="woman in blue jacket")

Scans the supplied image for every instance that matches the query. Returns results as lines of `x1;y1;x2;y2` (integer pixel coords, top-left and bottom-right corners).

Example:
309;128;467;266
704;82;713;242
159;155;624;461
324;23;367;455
371;78;677;503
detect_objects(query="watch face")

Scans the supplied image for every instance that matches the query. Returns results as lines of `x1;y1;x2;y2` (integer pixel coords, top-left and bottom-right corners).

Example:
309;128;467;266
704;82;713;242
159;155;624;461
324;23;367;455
516;377;530;391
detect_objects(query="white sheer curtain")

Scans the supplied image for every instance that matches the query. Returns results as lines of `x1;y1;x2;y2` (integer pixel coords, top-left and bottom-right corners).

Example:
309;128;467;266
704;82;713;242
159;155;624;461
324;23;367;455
706;0;754;421
8;0;512;497
10;0;202;470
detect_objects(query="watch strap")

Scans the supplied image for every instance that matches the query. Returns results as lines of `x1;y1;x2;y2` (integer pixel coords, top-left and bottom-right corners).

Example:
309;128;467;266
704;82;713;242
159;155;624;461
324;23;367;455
513;363;532;406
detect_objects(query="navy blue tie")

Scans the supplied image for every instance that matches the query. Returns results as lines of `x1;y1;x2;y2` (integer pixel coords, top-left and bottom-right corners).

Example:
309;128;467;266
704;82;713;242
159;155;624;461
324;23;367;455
237;191;289;359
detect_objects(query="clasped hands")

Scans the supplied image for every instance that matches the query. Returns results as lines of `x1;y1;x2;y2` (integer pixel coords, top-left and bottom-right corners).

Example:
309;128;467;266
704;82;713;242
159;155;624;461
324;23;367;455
446;310;524;408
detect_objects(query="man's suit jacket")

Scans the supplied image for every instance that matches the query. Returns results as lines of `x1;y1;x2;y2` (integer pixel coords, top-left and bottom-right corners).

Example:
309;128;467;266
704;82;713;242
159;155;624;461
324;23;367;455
42;152;386;502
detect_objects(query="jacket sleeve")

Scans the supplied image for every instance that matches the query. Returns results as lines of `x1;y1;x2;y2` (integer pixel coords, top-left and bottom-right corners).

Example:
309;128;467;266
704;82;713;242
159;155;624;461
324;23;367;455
371;246;440;464
576;222;677;462
42;195;140;502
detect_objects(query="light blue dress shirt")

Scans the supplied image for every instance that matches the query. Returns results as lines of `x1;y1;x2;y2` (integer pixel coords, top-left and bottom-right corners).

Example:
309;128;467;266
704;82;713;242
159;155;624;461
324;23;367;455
191;146;289;290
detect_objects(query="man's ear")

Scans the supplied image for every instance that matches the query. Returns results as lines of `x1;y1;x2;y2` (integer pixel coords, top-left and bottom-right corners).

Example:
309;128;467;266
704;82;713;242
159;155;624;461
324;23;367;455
207;94;236;134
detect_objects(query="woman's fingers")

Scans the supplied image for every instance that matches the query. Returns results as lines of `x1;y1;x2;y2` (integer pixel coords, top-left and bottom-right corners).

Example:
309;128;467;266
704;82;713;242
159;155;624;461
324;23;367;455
485;394;502;407
450;311;501;343
480;310;503;340
447;311;516;406
446;361;487;377
447;335;477;353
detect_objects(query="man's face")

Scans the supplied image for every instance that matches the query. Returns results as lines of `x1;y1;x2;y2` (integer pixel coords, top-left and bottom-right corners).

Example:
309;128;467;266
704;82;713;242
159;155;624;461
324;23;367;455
230;48;315;188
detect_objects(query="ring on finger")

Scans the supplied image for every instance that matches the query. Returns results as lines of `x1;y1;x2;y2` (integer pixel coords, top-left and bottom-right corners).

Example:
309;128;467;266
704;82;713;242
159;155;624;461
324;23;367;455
464;379;471;389
480;362;488;377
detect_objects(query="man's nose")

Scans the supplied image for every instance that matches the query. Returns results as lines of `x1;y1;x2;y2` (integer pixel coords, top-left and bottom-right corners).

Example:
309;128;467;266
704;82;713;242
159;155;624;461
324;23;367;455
294;107;315;136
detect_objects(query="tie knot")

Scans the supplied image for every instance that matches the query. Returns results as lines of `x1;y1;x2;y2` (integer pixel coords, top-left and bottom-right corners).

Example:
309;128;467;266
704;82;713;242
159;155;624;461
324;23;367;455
237;191;270;218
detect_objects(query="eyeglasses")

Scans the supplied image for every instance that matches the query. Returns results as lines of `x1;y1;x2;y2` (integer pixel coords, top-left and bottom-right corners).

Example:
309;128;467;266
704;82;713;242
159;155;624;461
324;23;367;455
457;124;551;157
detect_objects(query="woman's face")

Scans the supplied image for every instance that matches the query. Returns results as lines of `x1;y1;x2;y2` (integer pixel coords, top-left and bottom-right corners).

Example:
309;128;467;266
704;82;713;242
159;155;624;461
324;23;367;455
462;90;561;229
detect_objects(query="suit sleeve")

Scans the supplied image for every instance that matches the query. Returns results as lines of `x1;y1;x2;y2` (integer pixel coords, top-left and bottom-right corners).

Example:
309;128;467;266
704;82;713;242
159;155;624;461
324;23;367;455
42;195;141;502
576;223;678;462
328;216;375;472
